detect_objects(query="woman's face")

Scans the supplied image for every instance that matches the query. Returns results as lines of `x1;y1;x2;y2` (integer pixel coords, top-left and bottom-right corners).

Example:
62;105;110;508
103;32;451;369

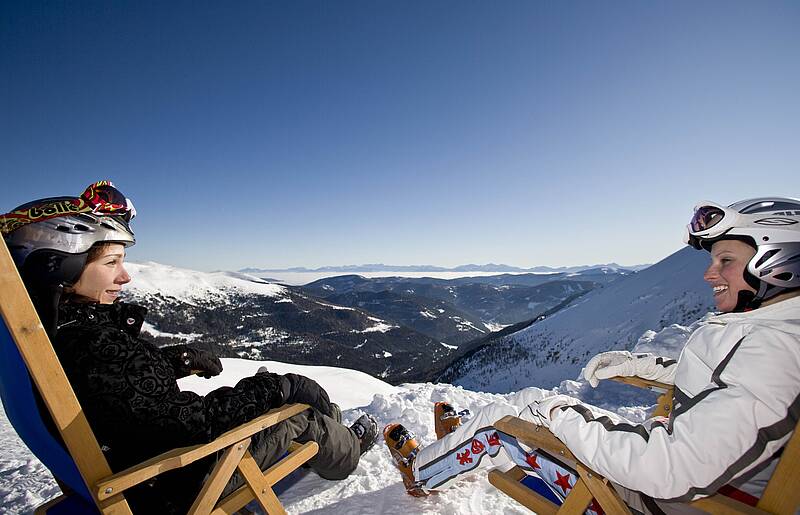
71;243;131;304
703;239;757;312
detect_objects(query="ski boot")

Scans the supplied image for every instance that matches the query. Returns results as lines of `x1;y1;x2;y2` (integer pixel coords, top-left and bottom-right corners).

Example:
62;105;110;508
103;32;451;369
383;423;430;497
434;402;463;439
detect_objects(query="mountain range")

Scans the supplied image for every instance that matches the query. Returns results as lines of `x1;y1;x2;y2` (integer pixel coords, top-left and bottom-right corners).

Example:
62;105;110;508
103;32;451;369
240;262;651;274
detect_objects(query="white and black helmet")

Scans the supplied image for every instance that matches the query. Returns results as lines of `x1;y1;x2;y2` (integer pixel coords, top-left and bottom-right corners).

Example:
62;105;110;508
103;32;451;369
1;182;136;289
685;197;800;304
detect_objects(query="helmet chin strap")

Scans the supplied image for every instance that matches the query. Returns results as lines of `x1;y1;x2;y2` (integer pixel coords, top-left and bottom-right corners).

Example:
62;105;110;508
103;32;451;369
733;290;759;312
734;270;790;312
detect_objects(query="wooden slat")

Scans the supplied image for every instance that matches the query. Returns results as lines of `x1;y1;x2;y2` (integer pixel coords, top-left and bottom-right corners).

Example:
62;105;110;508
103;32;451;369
756;419;800;515
609;376;672;393
557;477;593;513
610;376;674;417
212;441;318;515
262;441;319;486
0;233;132;514
488;468;558;515
693;494;771;515
188;437;251;515
96;403;310;500
495;416;578;464
237;451;285;515
576;463;632;515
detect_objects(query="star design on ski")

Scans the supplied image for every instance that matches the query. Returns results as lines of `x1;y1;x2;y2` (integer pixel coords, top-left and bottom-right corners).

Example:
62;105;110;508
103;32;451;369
524;452;541;470
554;470;573;495
457;450;472;465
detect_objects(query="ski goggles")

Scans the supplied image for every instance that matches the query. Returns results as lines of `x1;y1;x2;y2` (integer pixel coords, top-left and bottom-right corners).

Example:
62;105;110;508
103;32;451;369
684;201;740;249
0;181;136;236
80;181;137;222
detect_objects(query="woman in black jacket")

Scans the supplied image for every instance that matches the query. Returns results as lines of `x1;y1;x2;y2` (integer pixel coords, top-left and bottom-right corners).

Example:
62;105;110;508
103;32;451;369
1;181;378;513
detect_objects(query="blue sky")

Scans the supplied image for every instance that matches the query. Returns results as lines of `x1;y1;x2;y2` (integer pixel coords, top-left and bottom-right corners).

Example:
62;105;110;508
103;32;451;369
2;1;799;271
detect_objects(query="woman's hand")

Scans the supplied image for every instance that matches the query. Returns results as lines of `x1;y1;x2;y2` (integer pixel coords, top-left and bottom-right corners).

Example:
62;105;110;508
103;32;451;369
583;351;676;387
182;348;223;378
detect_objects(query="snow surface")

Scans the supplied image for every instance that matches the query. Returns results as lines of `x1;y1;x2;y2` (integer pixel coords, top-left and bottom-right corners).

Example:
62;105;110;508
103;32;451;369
140;321;203;342
1;314;685;515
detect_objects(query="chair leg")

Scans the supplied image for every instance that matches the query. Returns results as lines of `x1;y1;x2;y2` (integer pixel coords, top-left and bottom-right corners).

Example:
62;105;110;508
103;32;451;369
189;437;252;515
557;478;594;513
488;467;559;515
576;463;632;515
237;452;285;515
212;441;318;514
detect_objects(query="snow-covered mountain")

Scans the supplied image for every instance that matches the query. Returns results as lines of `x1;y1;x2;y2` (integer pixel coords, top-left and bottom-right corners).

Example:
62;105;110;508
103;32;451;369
122;262;455;384
439;247;715;392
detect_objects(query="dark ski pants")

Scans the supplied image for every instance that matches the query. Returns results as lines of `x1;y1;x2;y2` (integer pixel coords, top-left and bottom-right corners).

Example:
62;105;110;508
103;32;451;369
217;407;361;496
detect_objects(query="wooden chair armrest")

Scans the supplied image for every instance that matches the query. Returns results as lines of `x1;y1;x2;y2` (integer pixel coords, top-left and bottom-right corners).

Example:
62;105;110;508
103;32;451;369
494;415;578;466
609;376;672;393
95;403;310;500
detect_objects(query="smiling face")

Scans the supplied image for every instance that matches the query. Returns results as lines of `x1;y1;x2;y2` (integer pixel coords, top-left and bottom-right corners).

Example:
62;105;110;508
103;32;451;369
71;243;131;304
703;239;757;312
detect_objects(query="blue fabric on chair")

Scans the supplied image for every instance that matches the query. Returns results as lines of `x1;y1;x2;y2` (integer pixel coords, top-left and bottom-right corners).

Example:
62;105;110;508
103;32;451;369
0;317;98;512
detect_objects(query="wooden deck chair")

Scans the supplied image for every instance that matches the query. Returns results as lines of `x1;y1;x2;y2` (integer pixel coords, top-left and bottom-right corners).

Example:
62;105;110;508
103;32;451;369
0;236;319;514
488;376;800;515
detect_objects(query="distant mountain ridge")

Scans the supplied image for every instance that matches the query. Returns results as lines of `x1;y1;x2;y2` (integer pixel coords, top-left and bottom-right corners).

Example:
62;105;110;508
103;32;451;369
240;262;650;274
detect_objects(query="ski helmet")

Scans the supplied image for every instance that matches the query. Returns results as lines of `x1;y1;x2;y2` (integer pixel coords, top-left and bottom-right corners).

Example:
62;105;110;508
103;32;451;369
685;197;800;305
1;181;136;289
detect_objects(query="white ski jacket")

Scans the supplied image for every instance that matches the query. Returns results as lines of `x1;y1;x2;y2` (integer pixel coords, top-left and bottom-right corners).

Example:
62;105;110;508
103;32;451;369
548;295;800;502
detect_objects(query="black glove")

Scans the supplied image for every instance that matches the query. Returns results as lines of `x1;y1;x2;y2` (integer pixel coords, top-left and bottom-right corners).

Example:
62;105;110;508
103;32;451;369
280;373;333;418
181;348;223;378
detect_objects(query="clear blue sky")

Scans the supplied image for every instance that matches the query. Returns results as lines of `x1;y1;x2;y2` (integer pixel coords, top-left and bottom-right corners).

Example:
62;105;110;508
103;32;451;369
2;1;799;271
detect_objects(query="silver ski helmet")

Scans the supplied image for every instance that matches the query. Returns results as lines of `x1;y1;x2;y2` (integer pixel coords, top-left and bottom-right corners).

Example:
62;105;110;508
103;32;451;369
1;181;136;288
685;197;800;304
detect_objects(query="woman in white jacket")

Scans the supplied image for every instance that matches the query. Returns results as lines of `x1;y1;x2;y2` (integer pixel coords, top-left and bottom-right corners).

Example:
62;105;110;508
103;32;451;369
388;197;800;514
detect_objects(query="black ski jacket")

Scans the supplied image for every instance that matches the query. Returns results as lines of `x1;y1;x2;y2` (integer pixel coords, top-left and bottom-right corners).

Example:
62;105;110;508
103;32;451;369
52;301;287;510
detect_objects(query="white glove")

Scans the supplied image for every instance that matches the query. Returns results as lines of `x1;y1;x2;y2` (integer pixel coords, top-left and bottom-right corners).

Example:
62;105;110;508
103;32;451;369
583;351;677;387
519;394;580;428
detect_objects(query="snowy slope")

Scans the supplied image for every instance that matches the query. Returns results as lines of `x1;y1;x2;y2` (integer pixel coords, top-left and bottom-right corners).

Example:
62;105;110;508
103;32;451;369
442;247;714;392
0;316;695;514
127;262;288;302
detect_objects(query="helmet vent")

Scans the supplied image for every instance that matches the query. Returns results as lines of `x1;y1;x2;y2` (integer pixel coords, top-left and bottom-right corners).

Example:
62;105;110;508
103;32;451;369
100;222;115;230
56;225;71;232
755;249;780;269
774;272;793;282
73;224;90;232
76;214;97;223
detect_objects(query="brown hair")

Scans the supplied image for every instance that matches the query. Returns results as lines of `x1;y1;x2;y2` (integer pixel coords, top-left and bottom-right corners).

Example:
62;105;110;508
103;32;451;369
85;241;118;264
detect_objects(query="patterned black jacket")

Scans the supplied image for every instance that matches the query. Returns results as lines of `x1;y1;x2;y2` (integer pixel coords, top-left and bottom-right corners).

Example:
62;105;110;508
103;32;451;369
53;301;286;510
